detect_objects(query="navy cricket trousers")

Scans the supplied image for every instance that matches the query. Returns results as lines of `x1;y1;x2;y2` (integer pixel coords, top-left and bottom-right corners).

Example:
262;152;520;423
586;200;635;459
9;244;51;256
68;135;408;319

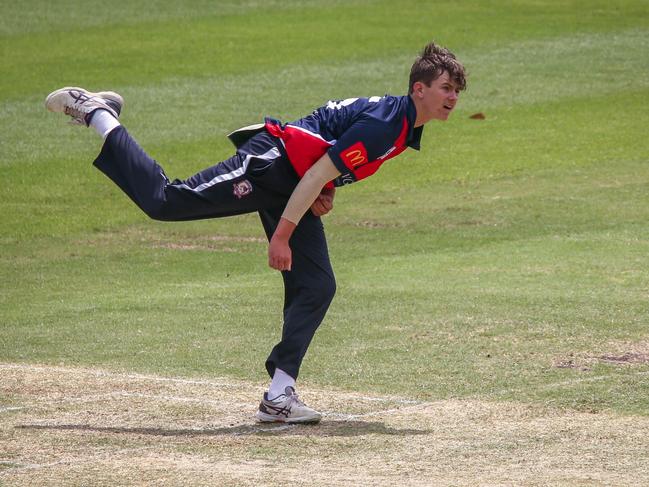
93;126;336;380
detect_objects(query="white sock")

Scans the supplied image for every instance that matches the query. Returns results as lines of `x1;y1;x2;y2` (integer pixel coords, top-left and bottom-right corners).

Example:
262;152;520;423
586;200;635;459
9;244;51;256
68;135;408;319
89;109;121;139
268;368;296;399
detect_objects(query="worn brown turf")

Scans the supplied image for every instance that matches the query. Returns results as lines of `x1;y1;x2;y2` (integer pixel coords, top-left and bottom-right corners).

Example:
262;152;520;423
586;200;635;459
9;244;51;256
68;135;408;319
2;363;649;486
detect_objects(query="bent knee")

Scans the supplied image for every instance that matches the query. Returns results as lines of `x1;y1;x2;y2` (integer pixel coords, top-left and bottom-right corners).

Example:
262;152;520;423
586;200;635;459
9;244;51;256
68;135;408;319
142;204;169;221
324;275;336;301
142;202;177;221
305;273;336;306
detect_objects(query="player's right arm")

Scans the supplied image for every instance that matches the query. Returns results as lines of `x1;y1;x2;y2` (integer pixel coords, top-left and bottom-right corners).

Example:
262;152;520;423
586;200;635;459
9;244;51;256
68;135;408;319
268;154;341;271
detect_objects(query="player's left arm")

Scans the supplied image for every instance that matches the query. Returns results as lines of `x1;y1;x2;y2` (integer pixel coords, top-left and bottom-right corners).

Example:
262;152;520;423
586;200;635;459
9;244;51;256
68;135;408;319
268;154;340;271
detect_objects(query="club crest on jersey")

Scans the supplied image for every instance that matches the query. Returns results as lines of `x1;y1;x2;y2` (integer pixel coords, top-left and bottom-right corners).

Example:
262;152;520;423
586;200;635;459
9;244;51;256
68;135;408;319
233;179;253;199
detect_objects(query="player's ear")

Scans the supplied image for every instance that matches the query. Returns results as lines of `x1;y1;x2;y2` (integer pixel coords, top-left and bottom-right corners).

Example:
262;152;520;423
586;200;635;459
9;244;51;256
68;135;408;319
412;81;425;98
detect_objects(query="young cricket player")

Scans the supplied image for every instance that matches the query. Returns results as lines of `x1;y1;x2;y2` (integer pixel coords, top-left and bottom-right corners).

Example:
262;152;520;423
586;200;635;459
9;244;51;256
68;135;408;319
45;42;466;423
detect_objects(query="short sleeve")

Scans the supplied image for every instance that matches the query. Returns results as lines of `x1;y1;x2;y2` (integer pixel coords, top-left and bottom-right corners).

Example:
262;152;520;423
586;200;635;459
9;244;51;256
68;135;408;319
327;116;393;182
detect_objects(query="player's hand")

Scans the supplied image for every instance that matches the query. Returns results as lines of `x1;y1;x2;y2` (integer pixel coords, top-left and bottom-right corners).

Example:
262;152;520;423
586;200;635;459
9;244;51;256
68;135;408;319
268;235;292;271
311;188;335;216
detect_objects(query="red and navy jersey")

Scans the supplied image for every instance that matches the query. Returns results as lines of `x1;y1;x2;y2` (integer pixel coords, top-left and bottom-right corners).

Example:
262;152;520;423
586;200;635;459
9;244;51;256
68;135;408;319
264;95;423;188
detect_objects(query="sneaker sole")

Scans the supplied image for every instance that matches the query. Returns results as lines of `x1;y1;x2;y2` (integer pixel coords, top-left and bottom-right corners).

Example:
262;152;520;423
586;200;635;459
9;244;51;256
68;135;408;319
45;87;123;114
255;411;322;424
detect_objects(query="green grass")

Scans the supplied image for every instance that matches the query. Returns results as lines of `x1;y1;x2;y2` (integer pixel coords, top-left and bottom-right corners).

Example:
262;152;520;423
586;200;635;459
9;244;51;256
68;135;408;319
2;0;649;420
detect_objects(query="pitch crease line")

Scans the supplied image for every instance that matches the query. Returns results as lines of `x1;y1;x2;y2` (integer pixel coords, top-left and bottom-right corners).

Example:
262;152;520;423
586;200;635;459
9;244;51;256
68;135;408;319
0;406;26;413
0;393;125;413
0;446;159;474
0;363;253;390
488;369;649;397
0;363;425;406
119;391;252;408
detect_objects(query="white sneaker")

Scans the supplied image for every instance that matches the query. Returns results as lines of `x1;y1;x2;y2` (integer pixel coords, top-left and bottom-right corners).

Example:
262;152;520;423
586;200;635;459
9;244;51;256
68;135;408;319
255;386;322;424
45;87;123;126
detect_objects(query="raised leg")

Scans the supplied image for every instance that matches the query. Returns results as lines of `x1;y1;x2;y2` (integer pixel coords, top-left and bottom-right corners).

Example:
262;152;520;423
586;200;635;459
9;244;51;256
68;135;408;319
93;126;291;221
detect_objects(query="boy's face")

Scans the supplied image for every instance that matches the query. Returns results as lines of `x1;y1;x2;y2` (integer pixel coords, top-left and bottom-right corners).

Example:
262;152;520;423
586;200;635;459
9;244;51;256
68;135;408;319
413;71;460;122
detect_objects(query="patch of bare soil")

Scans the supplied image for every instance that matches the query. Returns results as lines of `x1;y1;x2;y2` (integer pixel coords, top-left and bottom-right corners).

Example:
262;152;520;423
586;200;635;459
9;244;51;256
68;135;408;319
597;352;649;365
2;363;649;486
553;353;592;371
554;340;649;370
352;220;396;229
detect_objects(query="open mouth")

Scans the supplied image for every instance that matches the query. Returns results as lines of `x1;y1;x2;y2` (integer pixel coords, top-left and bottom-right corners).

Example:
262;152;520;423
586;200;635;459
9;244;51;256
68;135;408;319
443;104;454;110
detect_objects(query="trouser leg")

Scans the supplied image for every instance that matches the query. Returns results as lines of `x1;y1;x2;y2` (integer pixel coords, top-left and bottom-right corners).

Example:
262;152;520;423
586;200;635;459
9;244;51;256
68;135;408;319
259;207;336;380
93;126;291;221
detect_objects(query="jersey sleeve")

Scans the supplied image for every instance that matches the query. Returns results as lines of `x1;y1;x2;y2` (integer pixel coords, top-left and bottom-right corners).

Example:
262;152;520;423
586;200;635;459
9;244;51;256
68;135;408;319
327;116;394;185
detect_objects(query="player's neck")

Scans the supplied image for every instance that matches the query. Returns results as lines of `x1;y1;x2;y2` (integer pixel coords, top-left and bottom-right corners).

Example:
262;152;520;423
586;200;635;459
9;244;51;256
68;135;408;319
410;94;431;127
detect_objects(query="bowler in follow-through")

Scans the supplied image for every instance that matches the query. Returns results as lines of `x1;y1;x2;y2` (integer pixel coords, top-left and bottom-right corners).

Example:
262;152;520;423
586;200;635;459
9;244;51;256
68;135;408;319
45;42;466;423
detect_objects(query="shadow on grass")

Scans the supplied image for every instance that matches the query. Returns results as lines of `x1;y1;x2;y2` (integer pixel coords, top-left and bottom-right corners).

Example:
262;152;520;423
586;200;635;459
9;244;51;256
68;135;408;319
18;420;430;437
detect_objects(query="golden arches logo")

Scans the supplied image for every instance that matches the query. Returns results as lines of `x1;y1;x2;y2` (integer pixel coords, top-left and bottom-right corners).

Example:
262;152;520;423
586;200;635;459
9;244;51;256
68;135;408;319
345;149;366;167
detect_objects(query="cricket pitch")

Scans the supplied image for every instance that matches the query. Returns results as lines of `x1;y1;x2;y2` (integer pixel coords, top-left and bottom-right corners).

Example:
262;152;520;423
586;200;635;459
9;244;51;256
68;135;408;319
1;363;648;486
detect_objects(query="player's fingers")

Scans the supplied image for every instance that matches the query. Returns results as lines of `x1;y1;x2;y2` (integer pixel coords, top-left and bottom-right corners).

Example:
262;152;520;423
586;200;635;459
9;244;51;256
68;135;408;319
317;195;333;212
322;198;333;211
269;252;280;270
311;201;325;216
269;252;291;271
275;256;291;271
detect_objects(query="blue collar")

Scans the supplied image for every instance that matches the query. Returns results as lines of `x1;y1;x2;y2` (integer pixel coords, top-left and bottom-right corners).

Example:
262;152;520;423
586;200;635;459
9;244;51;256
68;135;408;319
406;95;423;150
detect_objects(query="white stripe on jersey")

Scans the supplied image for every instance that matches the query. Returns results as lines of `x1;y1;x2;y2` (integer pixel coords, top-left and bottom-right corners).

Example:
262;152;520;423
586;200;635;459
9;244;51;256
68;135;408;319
326;96;382;110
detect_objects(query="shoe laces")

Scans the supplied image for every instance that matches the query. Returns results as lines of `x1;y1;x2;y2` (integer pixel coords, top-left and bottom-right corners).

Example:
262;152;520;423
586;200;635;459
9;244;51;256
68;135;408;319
64;106;87;125
286;390;306;408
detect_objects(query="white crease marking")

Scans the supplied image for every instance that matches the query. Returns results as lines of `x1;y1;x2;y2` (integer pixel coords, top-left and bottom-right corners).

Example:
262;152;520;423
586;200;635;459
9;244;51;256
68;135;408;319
0;363;249;390
355;396;421;405
8;362;648;423
0;363;422;407
0;406;26;413
489;369;649;397
0;446;158;475
0;393;121;413
118;392;251;409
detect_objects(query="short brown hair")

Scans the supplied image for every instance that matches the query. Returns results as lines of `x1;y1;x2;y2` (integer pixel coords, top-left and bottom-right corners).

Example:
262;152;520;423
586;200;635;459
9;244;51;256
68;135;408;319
408;42;466;94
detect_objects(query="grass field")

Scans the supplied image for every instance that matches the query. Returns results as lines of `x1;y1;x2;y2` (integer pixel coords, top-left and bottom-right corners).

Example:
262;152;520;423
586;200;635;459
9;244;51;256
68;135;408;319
2;0;649;485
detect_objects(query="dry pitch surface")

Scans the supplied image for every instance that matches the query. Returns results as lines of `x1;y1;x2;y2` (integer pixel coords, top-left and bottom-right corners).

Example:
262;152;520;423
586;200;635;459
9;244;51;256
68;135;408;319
1;364;648;486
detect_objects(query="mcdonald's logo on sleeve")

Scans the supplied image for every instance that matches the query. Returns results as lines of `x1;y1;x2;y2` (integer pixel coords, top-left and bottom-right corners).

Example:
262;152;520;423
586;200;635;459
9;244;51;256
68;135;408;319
340;142;368;169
